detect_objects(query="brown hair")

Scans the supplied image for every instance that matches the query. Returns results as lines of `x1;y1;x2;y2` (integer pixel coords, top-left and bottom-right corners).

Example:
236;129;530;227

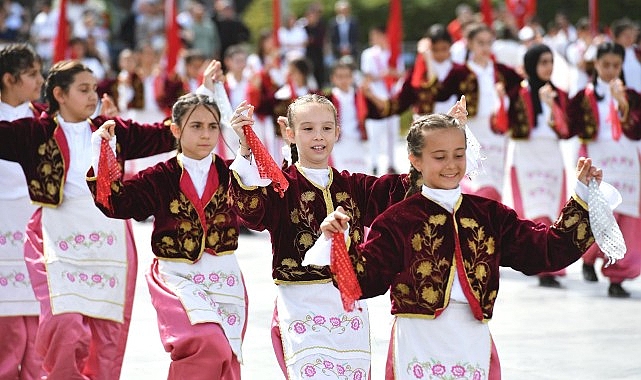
405;114;466;198
44;60;93;114
284;93;337;167
171;93;221;153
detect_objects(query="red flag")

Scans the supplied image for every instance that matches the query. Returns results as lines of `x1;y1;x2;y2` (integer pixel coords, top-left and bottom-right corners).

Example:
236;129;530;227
386;0;402;69
165;0;180;76
330;232;362;312
53;0;68;63
506;0;537;29
589;0;599;36
273;0;281;51
481;0;494;27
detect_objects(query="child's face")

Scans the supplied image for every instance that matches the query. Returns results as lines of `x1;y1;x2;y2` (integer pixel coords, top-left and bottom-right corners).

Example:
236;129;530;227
11;62;44;103
468;31;494;62
185;57;206;79
409;127;466;190
225;53;247;75
171;105;220;160
431;40;451;63
286;102;339;169
331;67;353;91
57;71;98;122
596;53;623;83
536;52;554;82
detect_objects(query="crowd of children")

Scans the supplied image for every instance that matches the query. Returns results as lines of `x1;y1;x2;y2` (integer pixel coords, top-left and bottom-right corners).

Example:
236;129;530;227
0;10;639;379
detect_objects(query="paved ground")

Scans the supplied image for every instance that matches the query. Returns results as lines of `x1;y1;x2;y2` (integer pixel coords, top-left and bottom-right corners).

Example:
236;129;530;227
120;222;641;380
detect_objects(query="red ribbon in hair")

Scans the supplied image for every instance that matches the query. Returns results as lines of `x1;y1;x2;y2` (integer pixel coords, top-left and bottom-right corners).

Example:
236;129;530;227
96;139;122;209
242;125;289;197
330;232;362;312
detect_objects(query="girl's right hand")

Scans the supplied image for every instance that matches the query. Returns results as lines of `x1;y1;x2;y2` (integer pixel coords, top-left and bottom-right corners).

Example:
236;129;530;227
231;101;254;144
320;206;350;239
97;120;116;140
576;157;603;186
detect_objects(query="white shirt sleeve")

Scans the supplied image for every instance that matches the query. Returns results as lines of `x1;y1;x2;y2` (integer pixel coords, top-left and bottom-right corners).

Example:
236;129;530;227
91;130;116;175
229;148;272;187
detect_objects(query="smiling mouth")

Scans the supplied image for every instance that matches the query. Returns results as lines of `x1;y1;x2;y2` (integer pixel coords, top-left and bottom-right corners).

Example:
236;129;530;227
311;145;325;151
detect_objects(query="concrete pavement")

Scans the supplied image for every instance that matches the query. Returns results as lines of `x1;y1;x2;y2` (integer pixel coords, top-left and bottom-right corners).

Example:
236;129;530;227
120;221;641;380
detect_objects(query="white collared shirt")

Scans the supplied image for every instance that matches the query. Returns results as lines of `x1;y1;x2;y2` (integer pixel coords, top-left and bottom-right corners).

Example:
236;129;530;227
467;59;498;117
179;153;212;198
594;77;619;141
332;87;359;139
57;114;93;198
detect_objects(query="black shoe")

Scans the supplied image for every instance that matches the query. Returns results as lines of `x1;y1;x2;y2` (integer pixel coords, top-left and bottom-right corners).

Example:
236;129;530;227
608;283;631;298
539;275;562;288
582;263;598;282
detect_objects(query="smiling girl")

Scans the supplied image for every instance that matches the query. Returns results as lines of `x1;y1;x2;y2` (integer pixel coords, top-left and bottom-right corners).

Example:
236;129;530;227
228;94;411;379
0;59;176;379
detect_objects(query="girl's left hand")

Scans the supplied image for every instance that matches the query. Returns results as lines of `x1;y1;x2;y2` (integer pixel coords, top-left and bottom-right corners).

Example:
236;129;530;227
610;79;627;105
576;157;603;186
320;206;350;239
100;94;119;118
97;120;116;140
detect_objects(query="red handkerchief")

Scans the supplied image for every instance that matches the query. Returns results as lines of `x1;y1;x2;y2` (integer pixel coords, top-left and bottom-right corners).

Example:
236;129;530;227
96;139;122;209
243;125;289;197
330;232;362;312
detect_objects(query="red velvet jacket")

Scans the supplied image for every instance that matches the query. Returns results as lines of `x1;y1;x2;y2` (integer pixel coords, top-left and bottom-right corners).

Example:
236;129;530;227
230;164;408;283
0;114;174;207
356;193;594;321
88;155;238;263
508;81;570;139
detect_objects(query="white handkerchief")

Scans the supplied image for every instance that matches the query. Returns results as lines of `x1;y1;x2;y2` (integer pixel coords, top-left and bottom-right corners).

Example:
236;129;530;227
588;179;626;266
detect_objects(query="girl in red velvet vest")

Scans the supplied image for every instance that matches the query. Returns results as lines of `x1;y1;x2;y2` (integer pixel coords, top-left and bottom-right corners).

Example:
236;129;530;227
503;43;572;288
89;61;245;379
319;114;602;380
568;42;641;297
0;60;176;380
0;42;46;380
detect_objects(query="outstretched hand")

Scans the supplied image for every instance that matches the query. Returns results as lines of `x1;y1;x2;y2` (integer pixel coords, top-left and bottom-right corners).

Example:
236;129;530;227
576;157;603;186
447;95;468;125
320;206;350;239
97;120;116;140
100;94;119;118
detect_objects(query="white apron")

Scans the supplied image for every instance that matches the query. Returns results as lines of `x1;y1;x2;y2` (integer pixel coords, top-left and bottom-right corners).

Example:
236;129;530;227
585;138;640;217
277;282;371;380
332;136;370;174
41;196;128;322
157;252;246;362
394;302;491;380
504;138;565;221
464;115;507;195
0;198;39;316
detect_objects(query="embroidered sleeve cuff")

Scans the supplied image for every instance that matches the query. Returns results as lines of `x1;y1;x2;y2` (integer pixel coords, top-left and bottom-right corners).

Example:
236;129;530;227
229;149;272;187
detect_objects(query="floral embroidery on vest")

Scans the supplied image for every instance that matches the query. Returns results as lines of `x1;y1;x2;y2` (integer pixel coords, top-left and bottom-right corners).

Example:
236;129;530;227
62;270;120;289
0;271;31;288
580;95;598;139
458;217;497;309
459;72;479;117
512;91;531;138
204;186;238;250
405;358;486;380
30;138;64;204
393;214;449;309
162;193;204;260
299;357;367;379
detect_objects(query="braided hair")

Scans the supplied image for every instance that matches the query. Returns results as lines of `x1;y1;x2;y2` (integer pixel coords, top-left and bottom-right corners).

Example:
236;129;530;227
404;114;466;198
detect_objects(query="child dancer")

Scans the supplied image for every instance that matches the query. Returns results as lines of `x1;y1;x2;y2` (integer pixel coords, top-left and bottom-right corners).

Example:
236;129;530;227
88;62;245;379
434;23;522;201
0;60;176;379
568;42;641;297
0;43;46;380
503;44;572;288
320;114;606;379
228;94;411;379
